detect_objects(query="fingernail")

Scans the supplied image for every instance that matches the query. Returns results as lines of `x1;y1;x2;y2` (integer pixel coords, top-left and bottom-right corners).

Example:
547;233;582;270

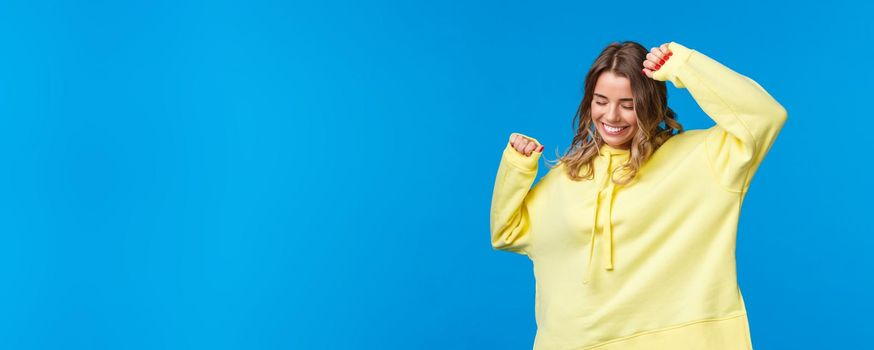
655;63;661;69
659;59;664;65
538;145;544;152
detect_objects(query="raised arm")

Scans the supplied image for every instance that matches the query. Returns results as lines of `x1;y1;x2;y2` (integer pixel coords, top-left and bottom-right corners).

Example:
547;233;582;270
651;42;788;192
489;133;542;256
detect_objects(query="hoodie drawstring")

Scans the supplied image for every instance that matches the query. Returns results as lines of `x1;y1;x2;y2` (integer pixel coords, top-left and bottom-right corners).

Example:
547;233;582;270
583;147;626;285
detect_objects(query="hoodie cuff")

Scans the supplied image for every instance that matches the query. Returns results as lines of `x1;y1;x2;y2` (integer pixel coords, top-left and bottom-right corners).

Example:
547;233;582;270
652;41;694;89
503;133;542;172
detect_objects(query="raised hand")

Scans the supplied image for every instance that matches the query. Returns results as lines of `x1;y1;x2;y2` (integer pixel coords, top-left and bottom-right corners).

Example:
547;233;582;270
510;133;544;157
642;43;672;79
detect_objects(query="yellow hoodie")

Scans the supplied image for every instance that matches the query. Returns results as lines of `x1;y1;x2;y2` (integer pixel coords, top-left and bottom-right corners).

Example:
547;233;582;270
489;42;787;349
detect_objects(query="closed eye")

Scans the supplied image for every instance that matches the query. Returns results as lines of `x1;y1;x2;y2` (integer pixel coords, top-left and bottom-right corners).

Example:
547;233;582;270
596;101;634;110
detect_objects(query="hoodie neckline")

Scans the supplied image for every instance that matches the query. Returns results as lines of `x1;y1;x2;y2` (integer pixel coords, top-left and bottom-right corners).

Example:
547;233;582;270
599;143;631;156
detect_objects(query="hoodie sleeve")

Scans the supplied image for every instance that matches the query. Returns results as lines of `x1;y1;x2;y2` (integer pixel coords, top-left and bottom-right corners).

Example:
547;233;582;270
653;42;788;193
489;133;542;256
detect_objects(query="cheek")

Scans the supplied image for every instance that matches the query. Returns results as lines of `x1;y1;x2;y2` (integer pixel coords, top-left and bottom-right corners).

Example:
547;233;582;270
622;111;638;125
590;103;601;115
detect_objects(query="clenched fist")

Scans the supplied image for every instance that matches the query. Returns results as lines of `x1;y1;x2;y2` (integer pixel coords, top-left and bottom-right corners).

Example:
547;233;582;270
510;133;544;157
642;43;672;79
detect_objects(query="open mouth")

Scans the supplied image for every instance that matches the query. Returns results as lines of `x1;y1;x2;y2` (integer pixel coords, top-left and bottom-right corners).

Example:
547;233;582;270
602;122;629;135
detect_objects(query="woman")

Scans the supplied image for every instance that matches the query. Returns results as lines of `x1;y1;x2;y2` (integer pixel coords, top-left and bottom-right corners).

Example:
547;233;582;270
489;41;787;349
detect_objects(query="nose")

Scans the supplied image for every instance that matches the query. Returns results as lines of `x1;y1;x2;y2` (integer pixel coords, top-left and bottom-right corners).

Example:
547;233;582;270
604;105;622;122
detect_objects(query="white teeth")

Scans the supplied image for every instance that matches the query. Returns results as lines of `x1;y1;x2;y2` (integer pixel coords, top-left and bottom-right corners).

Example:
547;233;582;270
603;122;627;133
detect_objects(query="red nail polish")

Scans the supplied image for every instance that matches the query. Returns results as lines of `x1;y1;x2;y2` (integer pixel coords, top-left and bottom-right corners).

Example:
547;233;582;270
659;59;664;65
655;63;661;70
538;145;544;152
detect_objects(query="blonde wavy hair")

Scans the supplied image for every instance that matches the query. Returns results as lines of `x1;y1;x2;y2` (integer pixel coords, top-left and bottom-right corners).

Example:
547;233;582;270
544;41;684;185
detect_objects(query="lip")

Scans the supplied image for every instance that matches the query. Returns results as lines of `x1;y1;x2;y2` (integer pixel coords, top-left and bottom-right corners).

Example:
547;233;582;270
602;122;629;136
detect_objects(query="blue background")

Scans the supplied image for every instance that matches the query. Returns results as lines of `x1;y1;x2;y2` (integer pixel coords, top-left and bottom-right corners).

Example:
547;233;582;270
1;0;871;349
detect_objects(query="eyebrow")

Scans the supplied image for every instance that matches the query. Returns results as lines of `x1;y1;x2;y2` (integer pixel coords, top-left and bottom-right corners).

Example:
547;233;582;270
594;93;634;102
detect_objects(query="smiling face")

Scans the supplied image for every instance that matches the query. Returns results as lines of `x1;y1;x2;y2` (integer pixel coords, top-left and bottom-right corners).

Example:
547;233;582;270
591;71;638;149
